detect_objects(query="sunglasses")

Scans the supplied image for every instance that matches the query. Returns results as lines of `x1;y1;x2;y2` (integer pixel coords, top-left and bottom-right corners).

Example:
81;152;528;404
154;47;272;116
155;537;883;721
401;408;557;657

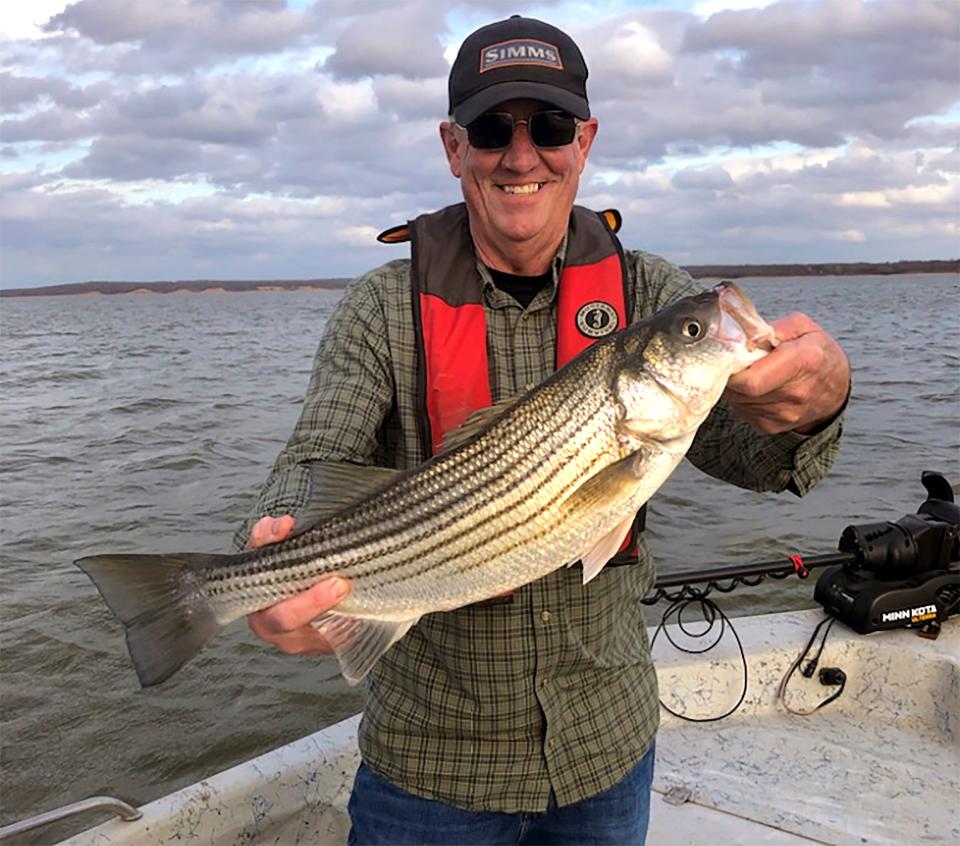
463;110;578;150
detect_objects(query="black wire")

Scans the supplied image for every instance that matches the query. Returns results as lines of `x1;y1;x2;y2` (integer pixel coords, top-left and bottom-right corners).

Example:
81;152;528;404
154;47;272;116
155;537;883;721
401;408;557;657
650;591;749;722
938;589;960;619
778;615;846;716
800;616;837;677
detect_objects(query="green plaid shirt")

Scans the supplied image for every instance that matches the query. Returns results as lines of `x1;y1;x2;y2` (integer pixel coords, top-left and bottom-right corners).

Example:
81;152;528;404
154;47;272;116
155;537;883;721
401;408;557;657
236;242;842;812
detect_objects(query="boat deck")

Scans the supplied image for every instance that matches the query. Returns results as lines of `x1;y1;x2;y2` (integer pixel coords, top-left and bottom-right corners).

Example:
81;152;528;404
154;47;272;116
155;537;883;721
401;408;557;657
652;609;958;845
61;610;959;845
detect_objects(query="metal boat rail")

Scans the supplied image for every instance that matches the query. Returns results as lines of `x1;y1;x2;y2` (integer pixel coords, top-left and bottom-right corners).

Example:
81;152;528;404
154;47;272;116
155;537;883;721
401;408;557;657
0;796;141;841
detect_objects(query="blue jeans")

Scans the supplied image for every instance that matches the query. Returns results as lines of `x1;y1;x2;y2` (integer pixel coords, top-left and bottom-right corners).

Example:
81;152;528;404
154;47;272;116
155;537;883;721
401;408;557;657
347;742;655;845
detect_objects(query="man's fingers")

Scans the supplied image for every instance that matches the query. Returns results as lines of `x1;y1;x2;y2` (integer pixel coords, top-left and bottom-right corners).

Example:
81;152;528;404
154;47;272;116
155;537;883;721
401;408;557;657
725;313;849;434
768;312;821;342
249;578;351;636
246;514;296;549
727;335;819;397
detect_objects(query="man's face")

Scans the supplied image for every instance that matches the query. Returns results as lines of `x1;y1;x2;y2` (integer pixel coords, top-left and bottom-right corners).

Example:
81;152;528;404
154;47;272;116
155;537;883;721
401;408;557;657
440;99;598;264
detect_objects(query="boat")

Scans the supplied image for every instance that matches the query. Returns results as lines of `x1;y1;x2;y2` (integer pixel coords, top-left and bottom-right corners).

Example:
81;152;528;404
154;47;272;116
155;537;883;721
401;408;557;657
0;473;952;845
43;606;957;846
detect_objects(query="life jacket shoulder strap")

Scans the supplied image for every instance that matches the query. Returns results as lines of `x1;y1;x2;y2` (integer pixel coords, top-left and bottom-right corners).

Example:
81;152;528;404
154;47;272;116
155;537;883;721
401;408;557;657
376;208;621;244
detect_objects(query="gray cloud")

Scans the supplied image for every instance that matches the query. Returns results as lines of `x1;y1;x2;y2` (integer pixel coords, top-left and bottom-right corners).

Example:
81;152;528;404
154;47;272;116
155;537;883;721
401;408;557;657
576;0;959;165
671;165;734;191
582;136;958;266
0;175;445;288
323;4;449;81
42;0;319;74
1;0;957;288
45;0;310;51
1;107;93;142
0;72;110;112
373;75;448;121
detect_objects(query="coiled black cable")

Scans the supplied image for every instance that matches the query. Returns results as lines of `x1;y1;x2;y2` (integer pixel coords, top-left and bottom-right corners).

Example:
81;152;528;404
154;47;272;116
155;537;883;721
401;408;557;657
650;591;749;722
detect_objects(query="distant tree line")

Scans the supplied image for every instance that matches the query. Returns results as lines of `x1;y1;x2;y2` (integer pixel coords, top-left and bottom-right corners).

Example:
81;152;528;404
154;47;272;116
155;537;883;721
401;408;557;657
0;278;353;297
683;259;957;279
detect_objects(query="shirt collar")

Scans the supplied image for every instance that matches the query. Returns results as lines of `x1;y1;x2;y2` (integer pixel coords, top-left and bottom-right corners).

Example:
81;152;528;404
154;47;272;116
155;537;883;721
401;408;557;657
475;231;569;308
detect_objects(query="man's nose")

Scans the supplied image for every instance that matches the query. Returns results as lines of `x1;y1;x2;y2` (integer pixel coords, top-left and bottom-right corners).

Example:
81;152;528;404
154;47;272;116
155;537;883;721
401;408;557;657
501;121;539;170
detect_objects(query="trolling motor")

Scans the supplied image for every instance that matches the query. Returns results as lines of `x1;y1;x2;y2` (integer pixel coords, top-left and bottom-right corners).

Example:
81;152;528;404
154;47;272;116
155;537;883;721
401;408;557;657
645;472;959;721
814;471;960;635
648;471;960;637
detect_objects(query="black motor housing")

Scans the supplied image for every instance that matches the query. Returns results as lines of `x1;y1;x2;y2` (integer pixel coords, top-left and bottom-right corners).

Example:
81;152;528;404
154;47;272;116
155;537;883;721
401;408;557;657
814;472;960;633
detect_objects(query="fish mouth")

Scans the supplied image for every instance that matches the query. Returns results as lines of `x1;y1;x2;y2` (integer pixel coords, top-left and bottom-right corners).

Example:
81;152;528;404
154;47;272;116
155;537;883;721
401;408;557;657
715;281;778;352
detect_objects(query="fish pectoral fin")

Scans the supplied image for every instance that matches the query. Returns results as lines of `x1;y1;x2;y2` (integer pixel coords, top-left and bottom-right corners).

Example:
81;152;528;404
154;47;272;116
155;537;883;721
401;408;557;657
579;515;634;584
439;395;522;452
566;452;646;513
563;453;646;584
311;613;420;685
291;461;402;536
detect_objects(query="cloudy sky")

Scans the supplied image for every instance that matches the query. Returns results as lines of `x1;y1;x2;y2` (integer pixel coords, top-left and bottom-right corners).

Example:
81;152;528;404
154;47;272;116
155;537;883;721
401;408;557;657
1;0;957;288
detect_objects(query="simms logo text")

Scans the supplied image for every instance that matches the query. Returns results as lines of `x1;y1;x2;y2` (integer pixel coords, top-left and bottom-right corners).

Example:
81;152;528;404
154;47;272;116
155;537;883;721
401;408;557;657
480;39;563;72
881;604;937;624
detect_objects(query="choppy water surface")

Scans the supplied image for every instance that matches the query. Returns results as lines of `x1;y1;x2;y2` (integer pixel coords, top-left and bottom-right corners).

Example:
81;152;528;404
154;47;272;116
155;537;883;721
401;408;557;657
2;275;958;840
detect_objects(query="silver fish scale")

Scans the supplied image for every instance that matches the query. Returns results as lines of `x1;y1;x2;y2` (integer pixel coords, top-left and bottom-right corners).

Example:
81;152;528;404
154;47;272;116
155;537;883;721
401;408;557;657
202;343;631;624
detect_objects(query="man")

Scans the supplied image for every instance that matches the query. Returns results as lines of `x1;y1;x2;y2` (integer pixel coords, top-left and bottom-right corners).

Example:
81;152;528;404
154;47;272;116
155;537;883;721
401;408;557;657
239;15;850;846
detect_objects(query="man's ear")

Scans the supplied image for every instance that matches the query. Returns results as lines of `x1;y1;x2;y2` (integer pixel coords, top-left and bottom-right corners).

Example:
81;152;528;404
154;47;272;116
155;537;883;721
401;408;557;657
575;117;598;175
439;121;463;178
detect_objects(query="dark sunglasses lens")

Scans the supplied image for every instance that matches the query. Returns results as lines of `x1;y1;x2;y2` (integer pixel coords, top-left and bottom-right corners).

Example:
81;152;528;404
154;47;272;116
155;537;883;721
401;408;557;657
466;113;514;149
529;112;577;147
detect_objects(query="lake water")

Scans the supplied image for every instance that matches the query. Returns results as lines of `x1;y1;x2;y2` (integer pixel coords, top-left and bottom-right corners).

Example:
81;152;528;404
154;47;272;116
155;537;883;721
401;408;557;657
1;273;958;841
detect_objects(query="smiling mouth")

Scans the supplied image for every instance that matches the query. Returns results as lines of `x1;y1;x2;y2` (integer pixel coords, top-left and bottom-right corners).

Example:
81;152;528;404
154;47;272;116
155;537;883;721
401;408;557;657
499;183;545;195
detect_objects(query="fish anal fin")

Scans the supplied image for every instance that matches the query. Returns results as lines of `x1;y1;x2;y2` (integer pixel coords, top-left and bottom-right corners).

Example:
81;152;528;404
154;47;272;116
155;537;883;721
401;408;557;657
311;613;419;685
291;461;401;537
440;395;522;453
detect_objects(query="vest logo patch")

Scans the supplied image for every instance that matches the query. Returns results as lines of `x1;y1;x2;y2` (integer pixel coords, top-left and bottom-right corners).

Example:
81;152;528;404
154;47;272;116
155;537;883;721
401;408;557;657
576;302;618;338
480;39;563;73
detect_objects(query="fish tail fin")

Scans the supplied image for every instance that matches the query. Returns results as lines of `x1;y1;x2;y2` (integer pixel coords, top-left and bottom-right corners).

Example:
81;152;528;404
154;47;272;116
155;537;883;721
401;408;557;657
76;552;229;687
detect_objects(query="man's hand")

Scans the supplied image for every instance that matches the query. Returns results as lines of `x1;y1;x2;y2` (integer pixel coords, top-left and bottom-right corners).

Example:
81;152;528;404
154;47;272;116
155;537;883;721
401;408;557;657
725;313;850;435
245;515;350;656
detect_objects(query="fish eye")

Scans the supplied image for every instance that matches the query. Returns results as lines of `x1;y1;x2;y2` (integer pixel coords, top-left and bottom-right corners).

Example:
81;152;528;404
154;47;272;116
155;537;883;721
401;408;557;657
681;319;703;339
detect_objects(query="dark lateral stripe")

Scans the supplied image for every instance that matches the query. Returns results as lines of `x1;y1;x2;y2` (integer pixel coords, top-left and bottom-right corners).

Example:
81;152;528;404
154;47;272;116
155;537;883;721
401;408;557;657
211;407;613;599
319;408;608;583
367;443;613;594
206;360;615;596
321;420;612;596
223;416;602;595
311;365;607;560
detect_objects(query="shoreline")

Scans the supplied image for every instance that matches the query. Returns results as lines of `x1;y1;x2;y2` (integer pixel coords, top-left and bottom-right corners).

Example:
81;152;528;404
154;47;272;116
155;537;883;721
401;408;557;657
1;262;956;298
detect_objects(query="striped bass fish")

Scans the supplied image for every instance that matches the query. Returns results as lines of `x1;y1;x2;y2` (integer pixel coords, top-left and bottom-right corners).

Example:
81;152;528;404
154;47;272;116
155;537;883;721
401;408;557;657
77;282;777;687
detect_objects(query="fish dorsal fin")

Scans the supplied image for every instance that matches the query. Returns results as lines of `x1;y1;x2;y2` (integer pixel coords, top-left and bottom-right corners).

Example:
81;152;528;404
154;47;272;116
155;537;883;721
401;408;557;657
439;395;521;453
291;461;401;536
563;453;646;583
311;613;420;684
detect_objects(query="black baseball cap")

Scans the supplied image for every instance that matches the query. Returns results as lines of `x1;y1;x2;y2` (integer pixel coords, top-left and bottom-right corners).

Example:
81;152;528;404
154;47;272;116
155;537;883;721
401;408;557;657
448;16;590;126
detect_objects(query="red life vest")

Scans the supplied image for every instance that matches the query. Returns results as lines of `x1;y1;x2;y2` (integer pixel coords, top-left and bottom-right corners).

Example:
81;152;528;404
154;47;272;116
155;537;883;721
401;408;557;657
378;203;645;564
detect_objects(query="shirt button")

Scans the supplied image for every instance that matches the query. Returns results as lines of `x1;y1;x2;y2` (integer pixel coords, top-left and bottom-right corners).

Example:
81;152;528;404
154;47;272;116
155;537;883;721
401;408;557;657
540;610;552;623
521;313;530;321
524;382;535;391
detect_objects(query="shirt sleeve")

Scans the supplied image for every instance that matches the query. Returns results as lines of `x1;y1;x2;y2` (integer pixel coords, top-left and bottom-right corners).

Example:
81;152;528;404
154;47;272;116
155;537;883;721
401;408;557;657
623;250;845;497
232;268;396;550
